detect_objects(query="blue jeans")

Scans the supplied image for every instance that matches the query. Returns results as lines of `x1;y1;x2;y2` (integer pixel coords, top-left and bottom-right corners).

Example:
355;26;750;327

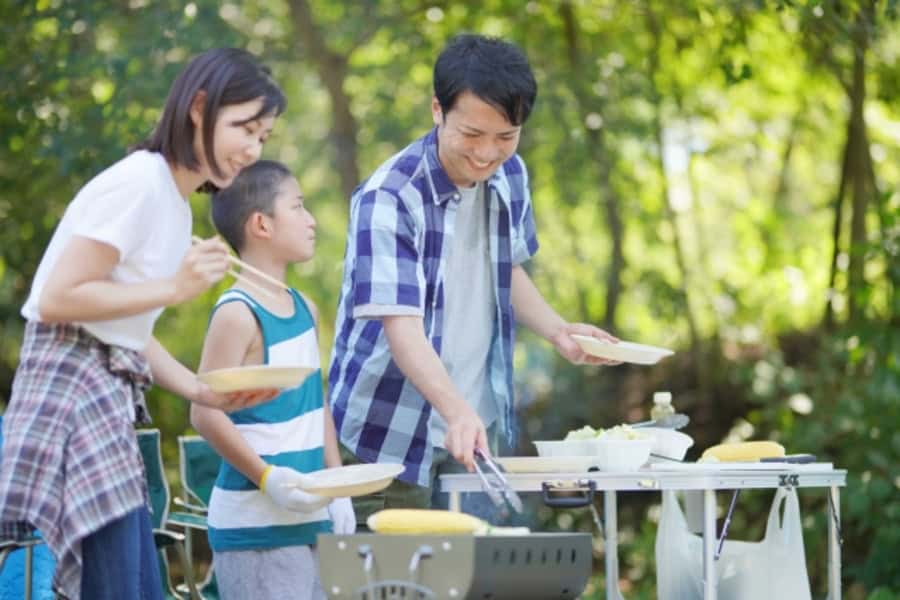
80;506;163;600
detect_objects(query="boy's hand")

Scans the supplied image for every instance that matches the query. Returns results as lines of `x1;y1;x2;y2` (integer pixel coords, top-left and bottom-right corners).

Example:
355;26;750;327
259;466;331;513
192;381;279;412
328;497;356;534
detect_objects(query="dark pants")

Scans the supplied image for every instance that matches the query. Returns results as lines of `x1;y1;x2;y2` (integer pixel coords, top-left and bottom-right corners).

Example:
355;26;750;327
80;506;163;600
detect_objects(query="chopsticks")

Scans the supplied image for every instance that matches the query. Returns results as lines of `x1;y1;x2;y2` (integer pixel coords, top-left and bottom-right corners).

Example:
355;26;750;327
191;235;290;300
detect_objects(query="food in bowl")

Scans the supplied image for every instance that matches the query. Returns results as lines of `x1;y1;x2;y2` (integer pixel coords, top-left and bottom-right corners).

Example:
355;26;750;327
564;425;600;441
597;424;649;441
641;427;694;461
538;423;652;467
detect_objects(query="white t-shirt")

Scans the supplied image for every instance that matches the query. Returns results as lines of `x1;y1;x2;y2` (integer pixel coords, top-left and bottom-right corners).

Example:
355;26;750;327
431;183;497;442
21;150;192;351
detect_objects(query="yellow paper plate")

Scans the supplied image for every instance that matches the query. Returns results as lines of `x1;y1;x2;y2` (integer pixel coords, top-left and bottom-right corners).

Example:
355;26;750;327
197;365;314;393
293;463;405;498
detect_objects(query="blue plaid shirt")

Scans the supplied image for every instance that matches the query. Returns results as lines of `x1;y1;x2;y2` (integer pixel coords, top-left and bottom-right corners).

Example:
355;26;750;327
327;128;539;486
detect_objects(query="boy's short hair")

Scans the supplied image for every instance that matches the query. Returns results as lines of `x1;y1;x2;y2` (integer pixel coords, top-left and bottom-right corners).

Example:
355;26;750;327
211;160;292;253
433;34;537;126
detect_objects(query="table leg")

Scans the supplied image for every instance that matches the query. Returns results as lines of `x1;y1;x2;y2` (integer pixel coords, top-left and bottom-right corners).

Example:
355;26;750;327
828;486;842;599
702;489;717;599
604;491;625;600
448;491;461;513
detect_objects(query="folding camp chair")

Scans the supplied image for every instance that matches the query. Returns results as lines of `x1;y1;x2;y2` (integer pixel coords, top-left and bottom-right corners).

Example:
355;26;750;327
0;415;55;600
167;435;221;599
136;429;201;600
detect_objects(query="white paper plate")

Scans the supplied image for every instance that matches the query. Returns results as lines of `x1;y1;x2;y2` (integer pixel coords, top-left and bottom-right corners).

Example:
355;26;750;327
496;456;602;473
293;463;405;497
198;365;314;393
571;336;674;365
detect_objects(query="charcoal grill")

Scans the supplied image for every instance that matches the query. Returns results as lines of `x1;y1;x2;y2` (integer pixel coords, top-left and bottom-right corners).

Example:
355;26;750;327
318;532;592;599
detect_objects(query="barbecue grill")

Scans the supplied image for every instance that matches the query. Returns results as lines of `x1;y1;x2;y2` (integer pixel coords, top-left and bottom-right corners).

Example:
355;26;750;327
318;532;593;599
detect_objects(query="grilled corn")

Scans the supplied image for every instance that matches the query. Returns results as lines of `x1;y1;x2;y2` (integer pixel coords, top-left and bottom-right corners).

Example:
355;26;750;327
367;509;485;534
701;441;786;462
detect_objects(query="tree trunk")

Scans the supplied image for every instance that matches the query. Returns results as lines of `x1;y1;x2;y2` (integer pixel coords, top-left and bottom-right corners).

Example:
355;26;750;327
286;0;361;201
558;1;625;331
645;7;699;352
824;118;852;329
846;6;872;322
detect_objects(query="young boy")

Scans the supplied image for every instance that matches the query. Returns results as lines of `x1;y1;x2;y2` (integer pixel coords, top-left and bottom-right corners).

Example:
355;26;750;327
191;160;354;600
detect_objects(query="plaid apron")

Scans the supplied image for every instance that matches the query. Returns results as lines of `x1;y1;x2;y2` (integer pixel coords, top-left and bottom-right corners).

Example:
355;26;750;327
0;321;153;599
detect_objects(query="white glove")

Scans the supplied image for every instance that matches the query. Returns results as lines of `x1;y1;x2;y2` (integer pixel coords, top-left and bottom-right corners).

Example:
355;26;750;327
328;496;356;535
260;466;331;513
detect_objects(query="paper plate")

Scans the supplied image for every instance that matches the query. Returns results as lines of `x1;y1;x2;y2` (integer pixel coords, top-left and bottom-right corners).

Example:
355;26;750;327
495;456;602;474
571;336;674;365
198;365;314;393
294;463;405;498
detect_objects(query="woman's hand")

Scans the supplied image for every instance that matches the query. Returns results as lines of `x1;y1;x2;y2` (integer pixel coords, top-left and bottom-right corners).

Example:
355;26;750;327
170;237;230;304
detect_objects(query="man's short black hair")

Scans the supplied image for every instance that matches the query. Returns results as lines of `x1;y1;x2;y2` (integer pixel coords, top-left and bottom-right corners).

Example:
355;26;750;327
433;34;537;126
211;160;292;254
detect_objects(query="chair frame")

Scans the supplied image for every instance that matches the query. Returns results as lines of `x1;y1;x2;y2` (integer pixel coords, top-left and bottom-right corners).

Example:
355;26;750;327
137;428;202;600
0;537;43;600
167;435;220;599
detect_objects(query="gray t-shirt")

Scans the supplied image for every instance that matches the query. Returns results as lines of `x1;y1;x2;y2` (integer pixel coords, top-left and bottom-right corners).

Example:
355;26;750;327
430;183;497;444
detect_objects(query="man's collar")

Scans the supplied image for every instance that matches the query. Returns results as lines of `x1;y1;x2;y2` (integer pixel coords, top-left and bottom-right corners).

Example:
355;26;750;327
423;127;508;206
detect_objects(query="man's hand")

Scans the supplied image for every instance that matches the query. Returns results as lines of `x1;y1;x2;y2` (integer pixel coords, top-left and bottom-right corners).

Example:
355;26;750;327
259;466;331;513
444;406;489;472
328;497;356;534
552;322;620;366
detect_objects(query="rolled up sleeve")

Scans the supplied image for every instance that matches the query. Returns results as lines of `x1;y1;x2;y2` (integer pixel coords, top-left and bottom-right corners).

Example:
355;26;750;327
351;189;426;319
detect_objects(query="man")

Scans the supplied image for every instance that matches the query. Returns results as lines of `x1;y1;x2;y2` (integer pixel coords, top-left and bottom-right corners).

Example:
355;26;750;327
328;34;617;518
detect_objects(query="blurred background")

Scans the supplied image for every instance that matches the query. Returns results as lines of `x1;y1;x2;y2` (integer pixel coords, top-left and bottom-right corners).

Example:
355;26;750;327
1;0;898;598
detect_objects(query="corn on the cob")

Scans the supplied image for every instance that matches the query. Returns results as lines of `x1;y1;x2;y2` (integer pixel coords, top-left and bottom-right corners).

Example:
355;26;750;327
367;509;485;534
701;441;786;462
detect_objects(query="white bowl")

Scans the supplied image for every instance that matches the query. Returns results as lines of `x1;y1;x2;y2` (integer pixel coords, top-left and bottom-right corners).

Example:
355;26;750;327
641;427;694;461
534;440;593;457
582;438;653;471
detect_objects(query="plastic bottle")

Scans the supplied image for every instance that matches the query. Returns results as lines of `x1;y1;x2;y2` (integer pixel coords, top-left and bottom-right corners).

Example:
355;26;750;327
650;391;675;422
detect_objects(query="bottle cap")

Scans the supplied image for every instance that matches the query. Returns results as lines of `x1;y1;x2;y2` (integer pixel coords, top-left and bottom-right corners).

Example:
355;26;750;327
653;391;672;405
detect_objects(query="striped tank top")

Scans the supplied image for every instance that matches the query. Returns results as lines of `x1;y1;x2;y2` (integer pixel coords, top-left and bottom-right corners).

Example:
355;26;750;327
206;288;332;551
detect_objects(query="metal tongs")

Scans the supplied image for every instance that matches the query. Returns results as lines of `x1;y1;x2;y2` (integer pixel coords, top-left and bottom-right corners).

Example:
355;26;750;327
473;448;524;516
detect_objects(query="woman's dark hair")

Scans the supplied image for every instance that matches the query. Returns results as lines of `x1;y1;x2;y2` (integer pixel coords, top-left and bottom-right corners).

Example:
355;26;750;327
135;48;286;189
211;160;292;253
433;34;537;126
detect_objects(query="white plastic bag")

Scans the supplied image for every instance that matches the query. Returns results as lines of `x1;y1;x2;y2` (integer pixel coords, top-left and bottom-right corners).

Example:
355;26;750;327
655;487;812;600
